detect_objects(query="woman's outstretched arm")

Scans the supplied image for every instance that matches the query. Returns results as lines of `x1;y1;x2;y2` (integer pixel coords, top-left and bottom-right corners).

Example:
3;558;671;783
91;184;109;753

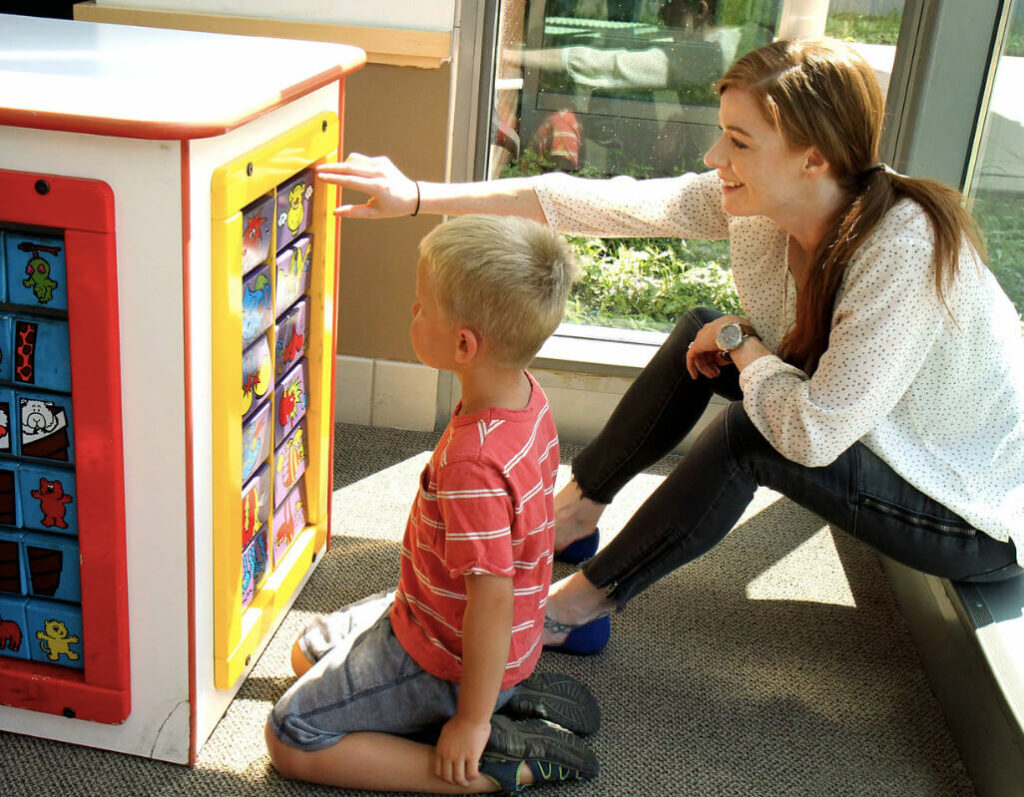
316;153;547;223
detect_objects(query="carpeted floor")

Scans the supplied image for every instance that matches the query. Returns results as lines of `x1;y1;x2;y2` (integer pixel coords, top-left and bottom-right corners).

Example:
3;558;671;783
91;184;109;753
0;423;975;796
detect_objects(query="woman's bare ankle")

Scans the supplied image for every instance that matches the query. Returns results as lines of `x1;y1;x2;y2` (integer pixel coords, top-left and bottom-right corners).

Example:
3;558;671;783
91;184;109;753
546;573;613;629
553;479;605;550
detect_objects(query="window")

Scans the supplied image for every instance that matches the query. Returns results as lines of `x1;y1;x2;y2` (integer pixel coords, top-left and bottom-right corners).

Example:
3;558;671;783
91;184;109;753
967;0;1024;324
485;0;905;336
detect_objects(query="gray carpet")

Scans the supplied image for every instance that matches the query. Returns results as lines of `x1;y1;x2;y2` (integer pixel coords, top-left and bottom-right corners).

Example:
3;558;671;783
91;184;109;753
0;423;975;796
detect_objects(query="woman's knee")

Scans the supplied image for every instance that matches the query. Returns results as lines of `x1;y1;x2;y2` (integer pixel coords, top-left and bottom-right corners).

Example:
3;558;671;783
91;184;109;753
722;400;761;449
717;401;782;475
679;305;729;338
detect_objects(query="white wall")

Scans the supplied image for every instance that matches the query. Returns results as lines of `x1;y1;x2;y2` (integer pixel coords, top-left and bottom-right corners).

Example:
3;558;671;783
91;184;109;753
96;0;458;32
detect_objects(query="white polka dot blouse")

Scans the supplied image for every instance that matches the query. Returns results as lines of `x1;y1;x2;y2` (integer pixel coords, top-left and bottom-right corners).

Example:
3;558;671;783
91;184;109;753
535;169;1024;560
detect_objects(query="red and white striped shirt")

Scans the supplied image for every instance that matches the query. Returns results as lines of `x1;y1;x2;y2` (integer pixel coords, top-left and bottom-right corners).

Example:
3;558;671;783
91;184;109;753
390;373;558;690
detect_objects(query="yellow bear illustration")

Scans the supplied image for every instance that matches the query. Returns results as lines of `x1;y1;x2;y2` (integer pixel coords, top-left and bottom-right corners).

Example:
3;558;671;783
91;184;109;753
36;619;80;661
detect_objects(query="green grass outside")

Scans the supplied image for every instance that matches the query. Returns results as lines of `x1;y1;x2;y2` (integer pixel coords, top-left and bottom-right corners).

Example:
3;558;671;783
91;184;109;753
974;195;1024;318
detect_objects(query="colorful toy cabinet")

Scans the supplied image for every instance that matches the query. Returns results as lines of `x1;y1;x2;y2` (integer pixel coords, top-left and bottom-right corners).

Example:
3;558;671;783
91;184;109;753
0;14;364;765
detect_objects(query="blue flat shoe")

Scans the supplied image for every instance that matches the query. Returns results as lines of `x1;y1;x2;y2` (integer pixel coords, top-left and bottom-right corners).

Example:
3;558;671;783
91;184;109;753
543;615;610;656
554;528;599;565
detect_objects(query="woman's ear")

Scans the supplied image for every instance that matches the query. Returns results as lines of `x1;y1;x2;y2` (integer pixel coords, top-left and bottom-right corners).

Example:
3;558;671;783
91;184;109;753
454;327;479;364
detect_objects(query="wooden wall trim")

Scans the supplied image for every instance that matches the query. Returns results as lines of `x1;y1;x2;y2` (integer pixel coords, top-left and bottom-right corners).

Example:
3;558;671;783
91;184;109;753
73;2;451;69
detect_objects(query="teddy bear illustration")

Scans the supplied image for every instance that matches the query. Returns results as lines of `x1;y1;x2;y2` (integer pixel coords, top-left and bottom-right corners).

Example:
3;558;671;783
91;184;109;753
21;399;61;436
36;619;79;661
31;477;73;529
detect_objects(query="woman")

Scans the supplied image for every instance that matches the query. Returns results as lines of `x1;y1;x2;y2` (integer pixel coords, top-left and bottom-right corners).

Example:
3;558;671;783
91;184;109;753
318;39;1024;654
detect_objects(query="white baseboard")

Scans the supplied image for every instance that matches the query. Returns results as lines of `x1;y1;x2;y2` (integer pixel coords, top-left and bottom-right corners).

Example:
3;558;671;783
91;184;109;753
334;355;438;432
334;355;725;452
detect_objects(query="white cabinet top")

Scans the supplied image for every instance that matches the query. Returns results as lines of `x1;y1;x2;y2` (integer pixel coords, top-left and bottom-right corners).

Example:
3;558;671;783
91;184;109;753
0;13;365;139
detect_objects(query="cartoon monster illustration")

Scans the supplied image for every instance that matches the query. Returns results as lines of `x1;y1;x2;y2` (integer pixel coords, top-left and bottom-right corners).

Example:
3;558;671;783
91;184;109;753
274;495;306;556
241;273;272;341
288;245;305;277
277;428;305;488
242;414;268;478
30;477;73;529
279;246;305;304
241;537;267;605
242;484;264;545
36;618;79;661
242;345;272;413
18;242;61;304
243;211;268;254
0;616;22;652
241;558;253;602
286;183;306;233
277;326;305;370
278;380;305;429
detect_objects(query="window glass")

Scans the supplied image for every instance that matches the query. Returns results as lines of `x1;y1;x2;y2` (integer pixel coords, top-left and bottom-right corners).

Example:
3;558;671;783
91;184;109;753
489;0;904;334
967;0;1024;325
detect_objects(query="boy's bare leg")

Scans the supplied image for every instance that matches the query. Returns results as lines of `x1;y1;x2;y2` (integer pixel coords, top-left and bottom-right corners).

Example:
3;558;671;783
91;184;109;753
552;479;605;552
265;723;530;793
290;639;313;677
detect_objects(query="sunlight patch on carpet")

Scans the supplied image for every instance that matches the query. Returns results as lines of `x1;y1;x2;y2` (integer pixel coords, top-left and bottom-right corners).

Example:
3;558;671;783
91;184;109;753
332;452;432;542
745;526;857;607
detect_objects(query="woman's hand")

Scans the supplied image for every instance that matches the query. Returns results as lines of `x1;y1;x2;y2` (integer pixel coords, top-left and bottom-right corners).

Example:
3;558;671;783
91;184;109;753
686;315;749;380
315;153;419;218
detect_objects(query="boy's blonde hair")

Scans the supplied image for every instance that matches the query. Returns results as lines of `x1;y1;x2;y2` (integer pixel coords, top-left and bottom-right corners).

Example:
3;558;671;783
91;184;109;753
418;215;578;369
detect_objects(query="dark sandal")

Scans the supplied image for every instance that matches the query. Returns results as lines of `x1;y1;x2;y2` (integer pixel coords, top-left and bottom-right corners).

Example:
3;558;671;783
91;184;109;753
479;715;598;793
501;672;601;734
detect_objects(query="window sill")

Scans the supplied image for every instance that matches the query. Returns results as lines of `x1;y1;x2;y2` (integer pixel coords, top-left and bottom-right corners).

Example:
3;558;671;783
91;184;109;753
533;323;667;378
882;558;1024;794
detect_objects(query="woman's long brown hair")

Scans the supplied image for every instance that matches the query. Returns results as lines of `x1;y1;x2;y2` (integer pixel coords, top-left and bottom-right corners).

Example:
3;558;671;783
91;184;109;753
718;39;986;374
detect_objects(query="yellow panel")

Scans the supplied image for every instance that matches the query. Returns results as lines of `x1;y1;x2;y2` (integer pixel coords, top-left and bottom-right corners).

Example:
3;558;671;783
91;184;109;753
211;211;244;662
211;114;339;219
211;113;339;689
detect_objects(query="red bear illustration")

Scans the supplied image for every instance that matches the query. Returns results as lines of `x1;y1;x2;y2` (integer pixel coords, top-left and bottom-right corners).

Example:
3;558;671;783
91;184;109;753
30;477;73;529
0;617;21;651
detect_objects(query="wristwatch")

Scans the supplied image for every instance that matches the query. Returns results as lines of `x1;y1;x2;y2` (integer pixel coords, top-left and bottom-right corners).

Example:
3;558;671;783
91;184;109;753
715;321;756;357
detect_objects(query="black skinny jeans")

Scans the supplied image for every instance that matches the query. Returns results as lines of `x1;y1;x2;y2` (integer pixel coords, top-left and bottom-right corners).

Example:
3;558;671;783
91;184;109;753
575;308;1021;609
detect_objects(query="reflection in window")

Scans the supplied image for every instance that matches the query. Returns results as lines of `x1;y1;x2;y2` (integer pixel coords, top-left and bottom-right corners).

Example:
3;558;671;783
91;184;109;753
968;0;1024;324
489;0;902;333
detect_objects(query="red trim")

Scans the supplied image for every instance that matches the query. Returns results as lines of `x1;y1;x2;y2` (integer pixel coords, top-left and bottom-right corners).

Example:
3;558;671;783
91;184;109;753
0;66;360;141
180;143;199;765
0;169;130;724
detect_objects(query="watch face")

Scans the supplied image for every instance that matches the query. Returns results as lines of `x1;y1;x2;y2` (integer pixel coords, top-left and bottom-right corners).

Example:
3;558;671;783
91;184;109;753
717;322;743;350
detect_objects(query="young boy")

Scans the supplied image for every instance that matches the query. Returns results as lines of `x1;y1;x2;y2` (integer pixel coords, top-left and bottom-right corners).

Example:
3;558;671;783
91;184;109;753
264;215;598;794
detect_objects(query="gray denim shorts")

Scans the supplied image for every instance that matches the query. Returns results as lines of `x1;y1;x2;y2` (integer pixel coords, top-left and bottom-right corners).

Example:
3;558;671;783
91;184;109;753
269;591;514;751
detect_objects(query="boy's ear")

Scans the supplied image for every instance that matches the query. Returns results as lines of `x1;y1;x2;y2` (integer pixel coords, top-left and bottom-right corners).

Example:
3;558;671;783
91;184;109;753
454;327;480;364
803;146;830;176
